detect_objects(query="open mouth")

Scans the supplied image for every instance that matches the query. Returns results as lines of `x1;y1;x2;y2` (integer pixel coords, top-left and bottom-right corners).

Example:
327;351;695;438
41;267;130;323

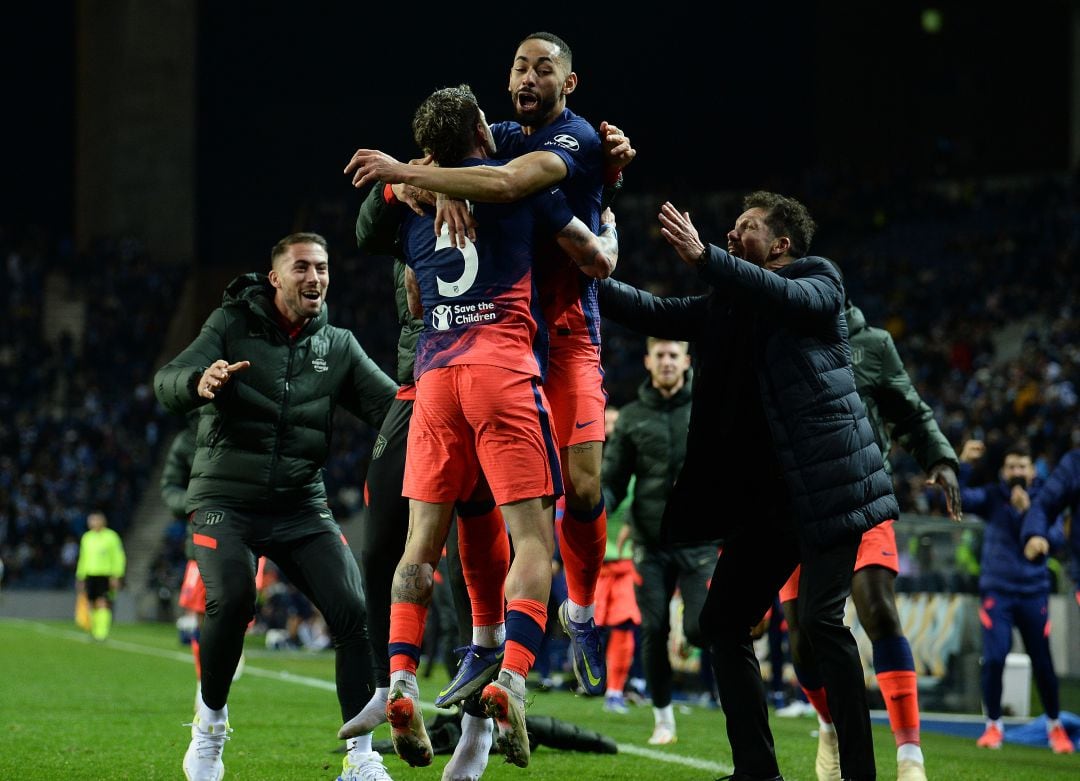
302;290;321;302
516;91;539;112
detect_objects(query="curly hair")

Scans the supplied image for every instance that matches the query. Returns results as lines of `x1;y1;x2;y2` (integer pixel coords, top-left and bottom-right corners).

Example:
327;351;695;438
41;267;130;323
412;84;481;166
743;191;817;258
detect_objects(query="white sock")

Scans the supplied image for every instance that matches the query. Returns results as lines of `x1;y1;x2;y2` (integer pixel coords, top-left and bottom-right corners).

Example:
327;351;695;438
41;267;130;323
346;734;373;754
566;598;594;624
653;704;674;726
818;718;836;734
473;623;505;647
390;671;419;697
605;688;622;698
987;718;1004;731
1047;717;1063;733
197;693;227;725
501;669;526;693
443;713;493;781
897;743;923;763
338;687;388;738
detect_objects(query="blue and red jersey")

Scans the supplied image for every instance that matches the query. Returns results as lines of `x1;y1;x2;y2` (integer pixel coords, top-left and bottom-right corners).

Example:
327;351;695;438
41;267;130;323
491;109;604;344
398;158;575;380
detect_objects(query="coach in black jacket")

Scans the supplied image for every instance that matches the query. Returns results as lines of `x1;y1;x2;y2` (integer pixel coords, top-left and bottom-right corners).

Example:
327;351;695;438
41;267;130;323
599;193;896;781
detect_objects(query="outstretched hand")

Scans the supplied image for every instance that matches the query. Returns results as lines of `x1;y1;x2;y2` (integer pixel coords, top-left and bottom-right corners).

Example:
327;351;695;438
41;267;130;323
658;202;706;266
198;359;251;400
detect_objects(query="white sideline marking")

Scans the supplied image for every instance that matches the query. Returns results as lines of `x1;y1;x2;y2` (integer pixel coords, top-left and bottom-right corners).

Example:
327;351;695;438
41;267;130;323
616;743;729;772
5;618;734;774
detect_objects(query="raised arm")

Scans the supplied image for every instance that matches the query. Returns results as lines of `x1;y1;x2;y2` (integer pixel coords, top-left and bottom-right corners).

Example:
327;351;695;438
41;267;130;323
346;148;567;203
658;202;842;319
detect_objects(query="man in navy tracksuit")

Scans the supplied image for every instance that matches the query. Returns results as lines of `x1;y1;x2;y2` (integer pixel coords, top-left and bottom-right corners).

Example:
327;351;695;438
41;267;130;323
958;440;1074;754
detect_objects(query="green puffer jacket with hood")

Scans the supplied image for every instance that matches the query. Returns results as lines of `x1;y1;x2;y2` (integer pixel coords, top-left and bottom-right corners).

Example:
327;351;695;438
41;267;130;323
846;303;958;477
154;274;396;512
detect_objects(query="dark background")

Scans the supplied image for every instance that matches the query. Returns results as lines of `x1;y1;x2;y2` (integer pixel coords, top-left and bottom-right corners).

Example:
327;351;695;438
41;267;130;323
6;1;1073;264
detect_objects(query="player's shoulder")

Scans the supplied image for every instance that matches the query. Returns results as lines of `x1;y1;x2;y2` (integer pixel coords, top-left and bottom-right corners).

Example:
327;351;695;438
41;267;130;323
537;109;600;152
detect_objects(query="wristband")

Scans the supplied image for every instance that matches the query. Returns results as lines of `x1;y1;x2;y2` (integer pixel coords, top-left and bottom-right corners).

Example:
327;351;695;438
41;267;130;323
696;245;709;268
599;223;617;238
603;169;624;187
382;182;398;205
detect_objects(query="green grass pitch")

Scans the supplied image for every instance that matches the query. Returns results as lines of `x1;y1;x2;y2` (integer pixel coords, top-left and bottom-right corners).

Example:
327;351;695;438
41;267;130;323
2;618;1077;779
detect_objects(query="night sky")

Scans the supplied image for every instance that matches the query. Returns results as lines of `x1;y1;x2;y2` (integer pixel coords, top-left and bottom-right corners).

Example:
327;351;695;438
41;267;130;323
6;2;1072;263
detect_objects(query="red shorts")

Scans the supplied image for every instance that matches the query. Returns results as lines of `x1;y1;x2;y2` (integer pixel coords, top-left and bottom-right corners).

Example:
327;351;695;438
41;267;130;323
178;559;206;613
545;334;607;447
404;365;562;505
779;520;898;603
594;559;641;627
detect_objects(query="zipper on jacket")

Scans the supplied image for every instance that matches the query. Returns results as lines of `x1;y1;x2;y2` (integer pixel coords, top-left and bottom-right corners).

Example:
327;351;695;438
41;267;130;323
269;339;296;485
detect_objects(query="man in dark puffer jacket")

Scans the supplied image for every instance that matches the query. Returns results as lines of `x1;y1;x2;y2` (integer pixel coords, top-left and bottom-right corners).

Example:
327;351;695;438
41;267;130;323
155;232;397;781
777;286;961;781
599;192;897;781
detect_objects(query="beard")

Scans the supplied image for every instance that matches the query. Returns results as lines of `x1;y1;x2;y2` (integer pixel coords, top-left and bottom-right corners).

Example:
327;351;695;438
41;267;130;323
513;91;558;128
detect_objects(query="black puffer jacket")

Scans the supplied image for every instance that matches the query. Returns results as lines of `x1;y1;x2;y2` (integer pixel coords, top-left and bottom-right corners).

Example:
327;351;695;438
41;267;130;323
599;252;897;547
154;274;396;512
603;373;693;548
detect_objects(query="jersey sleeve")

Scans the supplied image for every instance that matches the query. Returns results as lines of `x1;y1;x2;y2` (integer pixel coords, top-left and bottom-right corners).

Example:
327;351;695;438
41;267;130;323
531;186;577;235
533;115;600;183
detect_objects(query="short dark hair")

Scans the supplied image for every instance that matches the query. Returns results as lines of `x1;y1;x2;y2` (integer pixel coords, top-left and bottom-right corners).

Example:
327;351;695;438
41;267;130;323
1004;441;1031;460
743;191;817;258
519;31;573;72
412;84;481;166
270;232;328;266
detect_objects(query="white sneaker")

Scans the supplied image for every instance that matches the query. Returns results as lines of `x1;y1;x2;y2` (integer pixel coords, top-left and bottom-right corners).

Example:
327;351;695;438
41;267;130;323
776;699;816;717
815;727;841;781
338;749;393;780
183;714;231;781
648;721;677;745
896;758;928;781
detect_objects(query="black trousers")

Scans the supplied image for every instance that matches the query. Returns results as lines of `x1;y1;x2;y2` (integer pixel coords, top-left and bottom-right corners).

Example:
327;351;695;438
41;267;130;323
633;543;716;708
192;502;374;722
359;396;472;688
700;491;874;780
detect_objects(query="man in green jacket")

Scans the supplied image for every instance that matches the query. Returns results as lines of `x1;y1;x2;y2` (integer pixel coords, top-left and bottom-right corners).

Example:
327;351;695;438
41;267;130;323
154;232;397;781
778;287;961;781
75;510;126;641
602;337;711;746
